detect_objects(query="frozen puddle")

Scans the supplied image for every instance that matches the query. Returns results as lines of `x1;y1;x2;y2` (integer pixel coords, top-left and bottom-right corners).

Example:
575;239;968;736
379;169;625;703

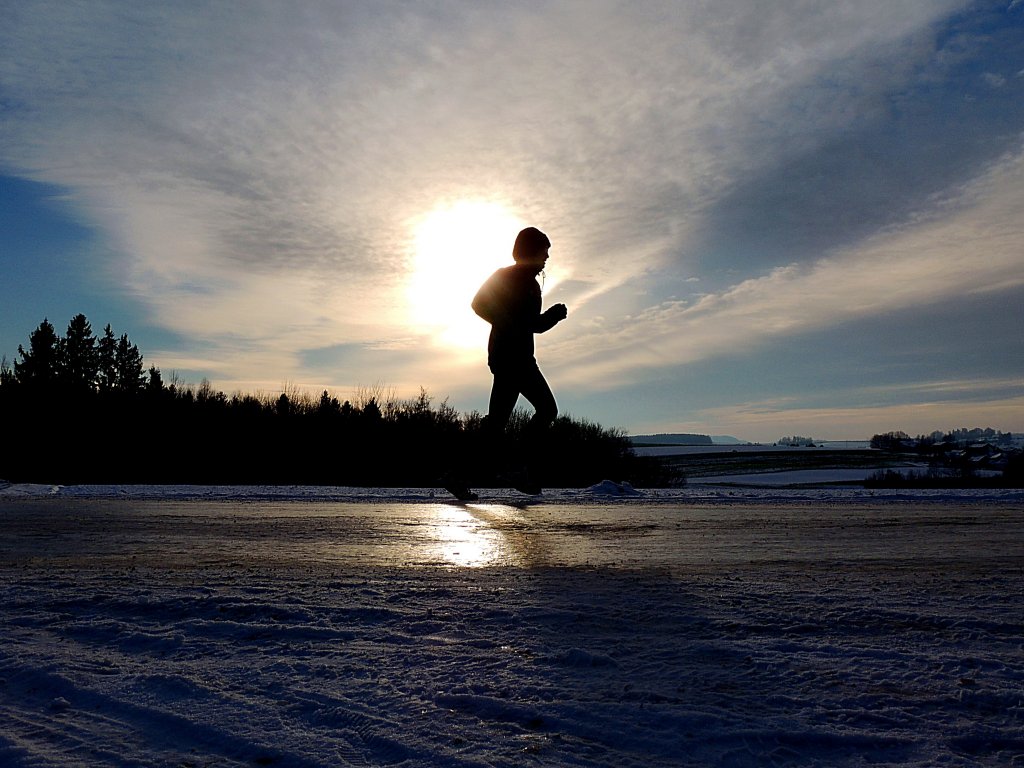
1;493;1022;766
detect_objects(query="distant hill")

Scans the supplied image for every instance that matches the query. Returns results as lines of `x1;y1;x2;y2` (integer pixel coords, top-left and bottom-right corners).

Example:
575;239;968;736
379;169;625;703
630;433;713;446
710;435;744;445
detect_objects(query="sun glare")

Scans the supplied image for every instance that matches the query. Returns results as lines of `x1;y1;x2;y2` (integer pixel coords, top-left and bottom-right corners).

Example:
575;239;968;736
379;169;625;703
406;200;525;350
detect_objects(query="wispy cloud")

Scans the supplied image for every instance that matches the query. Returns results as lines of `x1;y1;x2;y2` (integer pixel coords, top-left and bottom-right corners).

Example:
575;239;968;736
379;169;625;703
686;394;1024;441
2;2;975;288
2;1;1022;436
552;143;1024;388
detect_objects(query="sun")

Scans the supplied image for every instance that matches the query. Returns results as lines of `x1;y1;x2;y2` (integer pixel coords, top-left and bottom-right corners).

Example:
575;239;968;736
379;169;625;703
406;200;526;350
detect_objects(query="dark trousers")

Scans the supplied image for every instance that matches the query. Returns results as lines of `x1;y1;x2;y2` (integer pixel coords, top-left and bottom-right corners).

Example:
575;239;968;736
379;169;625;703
486;358;556;467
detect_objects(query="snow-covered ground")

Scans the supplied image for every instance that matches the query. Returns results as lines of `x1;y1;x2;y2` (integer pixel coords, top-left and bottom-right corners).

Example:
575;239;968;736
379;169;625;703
628;444;917;486
689;468;868;486
631;443;872;458
1;484;1022;766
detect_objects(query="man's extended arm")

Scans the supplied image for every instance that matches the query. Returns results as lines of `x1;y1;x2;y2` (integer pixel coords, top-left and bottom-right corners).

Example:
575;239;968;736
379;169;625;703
533;303;567;333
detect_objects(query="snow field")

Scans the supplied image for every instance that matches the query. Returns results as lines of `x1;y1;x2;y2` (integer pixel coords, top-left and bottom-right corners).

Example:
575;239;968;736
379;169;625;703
1;492;1022;766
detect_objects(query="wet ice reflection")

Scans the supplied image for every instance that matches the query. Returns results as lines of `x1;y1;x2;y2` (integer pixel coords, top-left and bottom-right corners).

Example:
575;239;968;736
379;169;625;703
422;504;513;567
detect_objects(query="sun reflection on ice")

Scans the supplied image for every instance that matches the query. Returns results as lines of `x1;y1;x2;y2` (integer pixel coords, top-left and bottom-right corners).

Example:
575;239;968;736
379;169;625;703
425;504;514;567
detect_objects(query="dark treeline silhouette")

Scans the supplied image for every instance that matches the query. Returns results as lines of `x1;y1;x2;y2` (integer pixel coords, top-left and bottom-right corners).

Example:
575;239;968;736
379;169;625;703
870;428;1015;451
867;428;1022;488
1;315;663;487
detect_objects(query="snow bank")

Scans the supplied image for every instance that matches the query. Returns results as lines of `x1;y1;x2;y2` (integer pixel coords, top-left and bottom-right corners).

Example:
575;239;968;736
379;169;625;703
586;479;643;496
2;481;1021;505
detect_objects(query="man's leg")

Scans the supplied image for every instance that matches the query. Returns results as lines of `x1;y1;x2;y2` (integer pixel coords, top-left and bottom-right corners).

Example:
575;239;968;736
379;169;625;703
503;361;556;493
517;362;557;447
483;367;521;477
486;368;522;436
487;360;556;443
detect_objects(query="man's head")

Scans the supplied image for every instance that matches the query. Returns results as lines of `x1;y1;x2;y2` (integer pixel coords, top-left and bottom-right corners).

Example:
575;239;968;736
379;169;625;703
512;227;551;268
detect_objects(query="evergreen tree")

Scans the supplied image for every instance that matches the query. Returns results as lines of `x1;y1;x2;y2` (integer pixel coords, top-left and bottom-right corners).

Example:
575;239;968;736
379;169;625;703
146;366;164;396
0;355;13;390
14;318;60;388
61;314;99;393
97;324;117;392
115;333;146;393
317;389;341;415
361;397;382;421
277;392;291;417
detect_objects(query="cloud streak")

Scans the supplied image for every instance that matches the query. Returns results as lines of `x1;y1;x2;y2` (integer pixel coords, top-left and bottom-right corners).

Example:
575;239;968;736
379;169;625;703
2;1;1022;438
552;144;1024;388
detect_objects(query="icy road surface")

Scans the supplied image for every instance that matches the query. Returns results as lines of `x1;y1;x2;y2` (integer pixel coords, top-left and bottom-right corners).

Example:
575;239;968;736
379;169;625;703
1;486;1022;766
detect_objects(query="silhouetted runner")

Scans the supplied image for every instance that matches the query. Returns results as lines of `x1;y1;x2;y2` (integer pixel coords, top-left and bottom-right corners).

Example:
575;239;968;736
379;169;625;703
470;226;567;495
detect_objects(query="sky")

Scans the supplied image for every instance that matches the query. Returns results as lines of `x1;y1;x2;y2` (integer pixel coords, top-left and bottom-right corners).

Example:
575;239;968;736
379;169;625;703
2;0;1023;442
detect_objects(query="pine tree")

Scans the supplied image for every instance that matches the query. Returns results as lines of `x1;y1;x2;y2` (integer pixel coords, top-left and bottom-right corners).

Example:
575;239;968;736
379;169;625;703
14;318;60;388
146;366;164;396
115;333;146;393
62;314;99;393
317;389;341;415
97;324;117;393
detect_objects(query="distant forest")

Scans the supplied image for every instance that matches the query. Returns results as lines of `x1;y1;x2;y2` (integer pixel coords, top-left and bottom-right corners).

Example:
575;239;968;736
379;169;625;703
866;428;1022;488
1;315;663;487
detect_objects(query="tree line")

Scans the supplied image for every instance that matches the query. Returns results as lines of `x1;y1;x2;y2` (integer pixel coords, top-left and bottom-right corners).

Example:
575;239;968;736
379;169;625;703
5;315;150;395
869;428;1015;451
1;315;662;487
867;428;1022;487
